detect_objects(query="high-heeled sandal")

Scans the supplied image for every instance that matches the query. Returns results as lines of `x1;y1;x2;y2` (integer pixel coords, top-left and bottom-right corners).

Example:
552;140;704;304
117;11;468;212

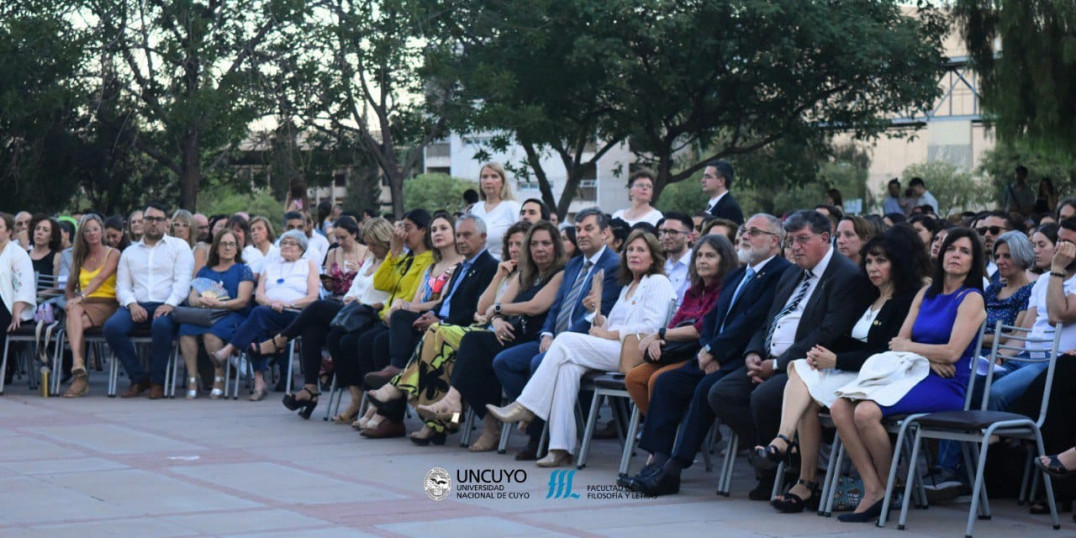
753;433;797;472
771;479;820;513
1035;454;1076;478
366;385;403;410
331;409;359;425
281;387;319;419
253;334;287;356
62;368;89;398
185;377;198;400
417;399;462;424
209;376;225;400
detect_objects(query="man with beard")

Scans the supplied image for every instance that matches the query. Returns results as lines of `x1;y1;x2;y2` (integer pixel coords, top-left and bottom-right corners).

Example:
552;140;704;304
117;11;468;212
104;203;194;399
658;212;696;307
620;213;790;496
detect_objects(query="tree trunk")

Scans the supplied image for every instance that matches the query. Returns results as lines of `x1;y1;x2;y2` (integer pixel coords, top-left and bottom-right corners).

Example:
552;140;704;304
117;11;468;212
387;168;405;218
180;130;200;210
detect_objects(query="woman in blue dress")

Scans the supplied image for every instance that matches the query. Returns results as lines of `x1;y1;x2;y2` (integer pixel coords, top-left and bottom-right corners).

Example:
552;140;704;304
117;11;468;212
177;229;255;399
831;227;987;523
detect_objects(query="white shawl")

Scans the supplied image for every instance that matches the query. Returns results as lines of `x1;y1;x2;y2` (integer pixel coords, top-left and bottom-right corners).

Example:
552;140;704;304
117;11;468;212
833;350;931;406
0;241;36;321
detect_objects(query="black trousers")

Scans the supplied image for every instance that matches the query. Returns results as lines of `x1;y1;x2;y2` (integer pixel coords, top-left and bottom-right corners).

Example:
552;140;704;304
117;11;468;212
453;330;510;418
280;299;343;386
708;368;788;457
639;360;736;467
329;323;390;387
387;309;425;369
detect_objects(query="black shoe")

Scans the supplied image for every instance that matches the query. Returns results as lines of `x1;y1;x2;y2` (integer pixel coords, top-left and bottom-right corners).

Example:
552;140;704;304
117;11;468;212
752;433;796;472
634;469;681;497
837;499;887;523
748;476;776;501
410;431;447;446
618;462;663;490
771;479;820;513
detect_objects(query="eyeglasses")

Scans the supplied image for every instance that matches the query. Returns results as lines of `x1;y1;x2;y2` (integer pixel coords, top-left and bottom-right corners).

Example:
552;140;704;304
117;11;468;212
739;226;779;238
280;240;301;247
219;241;237;248
143;216;166;223
976;226;1006;236
785;233;821;247
658;229;687;237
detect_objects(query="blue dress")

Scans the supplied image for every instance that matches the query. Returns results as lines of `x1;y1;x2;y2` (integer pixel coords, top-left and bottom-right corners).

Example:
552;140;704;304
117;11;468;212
881;287;982;417
177;263;255;341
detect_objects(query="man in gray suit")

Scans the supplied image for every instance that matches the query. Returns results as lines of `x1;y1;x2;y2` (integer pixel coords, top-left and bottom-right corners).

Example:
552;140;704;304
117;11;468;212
709;209;872;499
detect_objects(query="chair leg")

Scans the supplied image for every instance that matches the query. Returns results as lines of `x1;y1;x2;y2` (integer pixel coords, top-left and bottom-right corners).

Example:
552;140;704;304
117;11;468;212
896;428;924;530
323;374;339;421
966;443;992;519
1033;429;1062;530
497;421;512;454
0;339;10;395
619;404;641;476
575;390;603;470
965;439;993;538
818;436;842;516
716;430;738;496
702;426;715;472
460;407;477;447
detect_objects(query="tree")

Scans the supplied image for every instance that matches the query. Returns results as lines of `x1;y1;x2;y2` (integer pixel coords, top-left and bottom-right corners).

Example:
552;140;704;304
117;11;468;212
955;0;1076;152
0;1;87;212
977;139;1076;207
89;0;306;210
430;0;948;216
403;173;477;214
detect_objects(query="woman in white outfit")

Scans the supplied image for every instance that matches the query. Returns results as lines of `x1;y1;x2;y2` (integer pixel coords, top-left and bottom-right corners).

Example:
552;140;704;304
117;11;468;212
467;162;520;260
488;229;676;467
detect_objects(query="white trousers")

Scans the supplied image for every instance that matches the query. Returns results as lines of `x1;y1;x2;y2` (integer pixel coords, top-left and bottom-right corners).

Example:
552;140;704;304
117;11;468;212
516;332;621;453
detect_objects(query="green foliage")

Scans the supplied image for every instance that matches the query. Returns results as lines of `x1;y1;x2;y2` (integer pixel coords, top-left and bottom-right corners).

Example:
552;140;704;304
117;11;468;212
403;174;477;214
900;161;990;216
955;0;1076;153
653;179;702;216
977;140;1076;206
198;181;284;225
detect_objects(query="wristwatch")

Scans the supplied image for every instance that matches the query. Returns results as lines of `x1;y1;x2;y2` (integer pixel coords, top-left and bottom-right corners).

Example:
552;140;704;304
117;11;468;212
658;328;667;340
494;303;502;314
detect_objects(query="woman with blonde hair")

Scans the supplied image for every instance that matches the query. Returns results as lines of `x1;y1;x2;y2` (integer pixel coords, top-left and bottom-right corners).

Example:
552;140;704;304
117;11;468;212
467;162;520;260
61;215;120;397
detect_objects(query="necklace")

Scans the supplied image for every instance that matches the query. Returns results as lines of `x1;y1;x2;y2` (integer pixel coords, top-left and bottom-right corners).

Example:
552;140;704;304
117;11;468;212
275;259;299;285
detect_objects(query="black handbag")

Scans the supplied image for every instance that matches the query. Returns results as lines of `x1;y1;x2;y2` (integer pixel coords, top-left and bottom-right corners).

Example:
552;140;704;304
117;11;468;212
172;306;229;327
329;301;379;332
644;319;701;365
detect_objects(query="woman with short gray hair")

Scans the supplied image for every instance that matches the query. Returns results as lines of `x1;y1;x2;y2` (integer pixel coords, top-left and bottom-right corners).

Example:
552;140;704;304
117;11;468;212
982;230;1035;347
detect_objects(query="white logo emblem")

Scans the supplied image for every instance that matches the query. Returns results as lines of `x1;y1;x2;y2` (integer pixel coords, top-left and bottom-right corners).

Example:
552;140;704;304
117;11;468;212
425;467;451;501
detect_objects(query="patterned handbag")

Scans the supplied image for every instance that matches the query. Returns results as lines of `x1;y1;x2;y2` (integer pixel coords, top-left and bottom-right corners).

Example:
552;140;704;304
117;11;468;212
832;475;864;512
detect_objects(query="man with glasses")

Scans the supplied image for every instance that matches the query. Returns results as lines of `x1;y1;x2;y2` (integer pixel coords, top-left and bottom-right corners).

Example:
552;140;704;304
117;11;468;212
709;209;871;499
104;203;195;399
973;211;1015;283
701;160;744;225
657;212;696;307
622;214;790;497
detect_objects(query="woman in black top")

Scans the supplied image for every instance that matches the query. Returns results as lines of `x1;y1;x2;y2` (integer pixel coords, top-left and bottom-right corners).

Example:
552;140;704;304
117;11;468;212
759;232;924;513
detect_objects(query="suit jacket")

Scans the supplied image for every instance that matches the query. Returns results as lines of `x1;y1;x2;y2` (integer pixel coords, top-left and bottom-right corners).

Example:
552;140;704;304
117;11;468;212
746;249;873;370
830;289;916;372
540;246;622;336
435;250;499;327
708;193;744;225
700;256;793;367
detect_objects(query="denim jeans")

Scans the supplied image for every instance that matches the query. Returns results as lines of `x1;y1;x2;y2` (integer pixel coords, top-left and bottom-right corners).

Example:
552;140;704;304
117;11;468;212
102;303;176;386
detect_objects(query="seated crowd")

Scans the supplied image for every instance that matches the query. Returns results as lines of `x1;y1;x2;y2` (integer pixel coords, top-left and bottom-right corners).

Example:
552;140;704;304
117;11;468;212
2;161;1076;524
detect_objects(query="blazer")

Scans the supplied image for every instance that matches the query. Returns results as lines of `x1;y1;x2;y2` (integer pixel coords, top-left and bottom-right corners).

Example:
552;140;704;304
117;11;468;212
830;289;916;372
746;249;873;370
699;256;793;367
708;193;744;225
436;249;499;327
540;246;621;336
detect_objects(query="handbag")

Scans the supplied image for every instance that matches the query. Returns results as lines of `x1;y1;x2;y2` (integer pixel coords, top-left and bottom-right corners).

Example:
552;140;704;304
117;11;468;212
172;306;229;327
329;301;378;332
832;475;865;512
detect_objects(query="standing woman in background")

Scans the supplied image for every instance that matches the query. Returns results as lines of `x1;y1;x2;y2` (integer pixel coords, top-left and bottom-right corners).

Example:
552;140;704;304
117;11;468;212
468;162;520;260
612;169;664;227
126;210;144;243
284;177;309;214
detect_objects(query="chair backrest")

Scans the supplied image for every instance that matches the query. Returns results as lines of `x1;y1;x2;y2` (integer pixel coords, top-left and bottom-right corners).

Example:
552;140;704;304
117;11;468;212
663;298;678;326
958;320;988;411
982;320;1062;426
35;272;62;299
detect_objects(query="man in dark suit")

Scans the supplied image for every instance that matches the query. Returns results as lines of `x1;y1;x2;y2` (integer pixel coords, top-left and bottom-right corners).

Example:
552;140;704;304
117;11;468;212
491;207;621;458
703;160;744;225
709;209;872;499
369;215;499;382
623;213;791;496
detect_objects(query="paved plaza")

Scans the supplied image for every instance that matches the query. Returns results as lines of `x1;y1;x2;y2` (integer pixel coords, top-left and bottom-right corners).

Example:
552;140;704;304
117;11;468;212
0;374;1072;538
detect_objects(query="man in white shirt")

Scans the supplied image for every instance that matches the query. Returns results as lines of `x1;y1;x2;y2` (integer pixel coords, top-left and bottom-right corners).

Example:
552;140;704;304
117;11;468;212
909;177;938;215
657;212;695;307
104;203;195;399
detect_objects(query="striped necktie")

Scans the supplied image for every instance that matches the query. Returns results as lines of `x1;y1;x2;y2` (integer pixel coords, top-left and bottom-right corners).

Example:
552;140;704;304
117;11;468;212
763;269;812;352
555;260;593;334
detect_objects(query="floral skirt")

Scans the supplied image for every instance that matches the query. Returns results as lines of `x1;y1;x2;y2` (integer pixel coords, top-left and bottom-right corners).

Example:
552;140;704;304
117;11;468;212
391;323;487;433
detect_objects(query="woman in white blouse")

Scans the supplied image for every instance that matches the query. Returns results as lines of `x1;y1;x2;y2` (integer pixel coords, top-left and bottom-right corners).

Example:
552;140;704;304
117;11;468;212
214;230;319;400
488;229;676;467
468;162;520;260
243;216;279;277
0;213;36;354
612;169;664;227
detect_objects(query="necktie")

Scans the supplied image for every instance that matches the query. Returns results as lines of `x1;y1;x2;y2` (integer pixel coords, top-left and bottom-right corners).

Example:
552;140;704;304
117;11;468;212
719;266;755;333
763;269;812;352
555;260;593;334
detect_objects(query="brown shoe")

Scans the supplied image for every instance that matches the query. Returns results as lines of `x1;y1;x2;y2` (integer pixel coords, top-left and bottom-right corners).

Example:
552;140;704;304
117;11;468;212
147;384;165;400
360;419;405;439
62;373;90;398
363;365;402;390
120;379;152;398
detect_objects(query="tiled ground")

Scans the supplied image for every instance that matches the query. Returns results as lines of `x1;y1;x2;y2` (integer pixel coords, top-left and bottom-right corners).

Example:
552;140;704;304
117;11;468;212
0;374;1072;537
